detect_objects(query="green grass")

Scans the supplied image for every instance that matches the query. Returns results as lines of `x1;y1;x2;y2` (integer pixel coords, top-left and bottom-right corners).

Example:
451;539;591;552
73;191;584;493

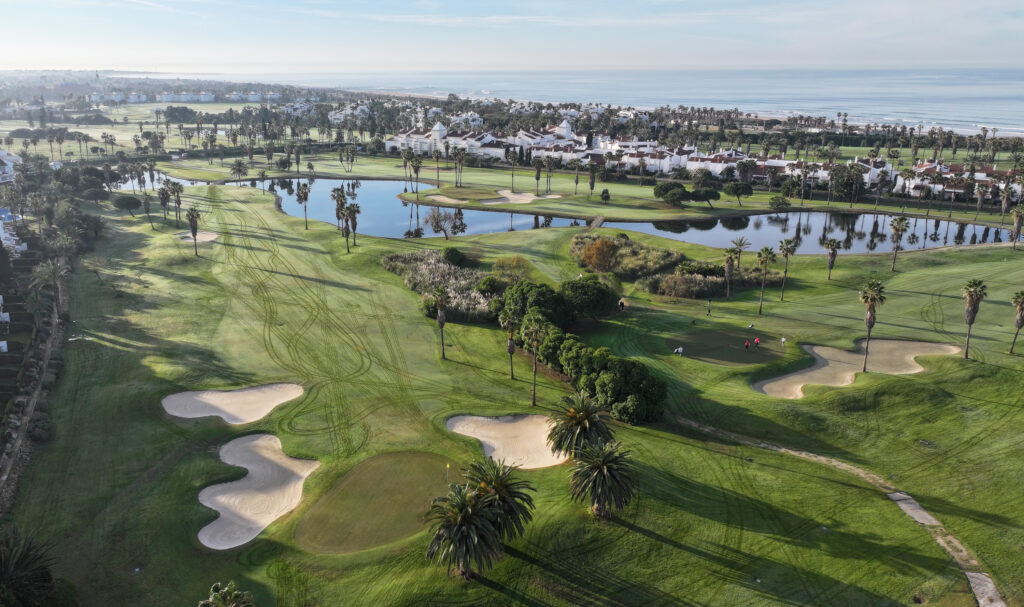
7;181;1024;606
294;451;460;555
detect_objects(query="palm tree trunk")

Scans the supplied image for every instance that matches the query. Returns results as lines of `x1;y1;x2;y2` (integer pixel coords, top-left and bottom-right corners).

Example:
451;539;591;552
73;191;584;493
862;327;872;372
891;247;898;271
193;236;198;256
965;323;973;359
1010;327;1020;354
757;268;767;315
304;206;308;230
531;344;538;406
440;327;446;360
780;261;789;301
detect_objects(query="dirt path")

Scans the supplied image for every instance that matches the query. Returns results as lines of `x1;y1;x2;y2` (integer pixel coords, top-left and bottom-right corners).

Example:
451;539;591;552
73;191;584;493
674;416;1006;607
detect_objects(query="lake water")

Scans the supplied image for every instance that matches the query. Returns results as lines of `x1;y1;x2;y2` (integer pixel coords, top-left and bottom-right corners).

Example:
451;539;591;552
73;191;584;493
267;178;1018;254
134;69;1024;136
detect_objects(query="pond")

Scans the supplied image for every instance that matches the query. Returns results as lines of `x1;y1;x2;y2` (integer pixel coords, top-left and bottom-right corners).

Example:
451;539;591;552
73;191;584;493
255;178;1024;254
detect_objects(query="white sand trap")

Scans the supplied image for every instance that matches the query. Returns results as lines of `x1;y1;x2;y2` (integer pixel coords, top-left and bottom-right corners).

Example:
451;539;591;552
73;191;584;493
481;190;564;205
162;383;303;424
427;194;470;204
175;230;219;242
966;573;1007;607
446;414;566;469
198;434;320;550
754;340;959;399
887;492;940;526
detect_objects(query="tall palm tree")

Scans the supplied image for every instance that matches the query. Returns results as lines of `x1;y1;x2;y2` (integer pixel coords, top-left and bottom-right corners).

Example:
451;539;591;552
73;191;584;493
998;179;1014;225
777;238;796;301
296;182;310;230
434;286;449;360
569;441;635;518
167;181;183;227
723;249;736;299
498;307;520;379
756;246;776;315
229;159;248;182
157;186;170;220
465;458;535;541
433;149;442;185
142;192;153;229
1011;206;1024;251
520;308;546;406
962;279;987;360
730;236;751;269
859;280;887;372
346;202;361;246
330;186;347;233
889;216;909;271
30;259;70;314
186;207;202;256
1009;291;1024;354
0;529;55;606
824;238;841;280
506;148;518;192
546;391;612;457
425;483;503;580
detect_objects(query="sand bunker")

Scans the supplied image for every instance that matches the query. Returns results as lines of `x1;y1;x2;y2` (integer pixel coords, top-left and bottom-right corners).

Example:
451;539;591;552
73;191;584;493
162;383;303;424
198;434;320;550
446;414;566;469
176;230;219;242
481;190;564;205
754;339;959;399
427;195;470;205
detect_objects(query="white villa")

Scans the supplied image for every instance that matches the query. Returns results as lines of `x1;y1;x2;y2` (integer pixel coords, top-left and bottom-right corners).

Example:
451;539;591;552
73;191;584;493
0;150;21;184
385;122;506;159
894;161;1020;200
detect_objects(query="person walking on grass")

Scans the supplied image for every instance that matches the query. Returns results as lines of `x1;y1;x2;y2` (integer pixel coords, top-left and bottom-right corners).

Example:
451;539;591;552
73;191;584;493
745;340;750;352
754;337;760;350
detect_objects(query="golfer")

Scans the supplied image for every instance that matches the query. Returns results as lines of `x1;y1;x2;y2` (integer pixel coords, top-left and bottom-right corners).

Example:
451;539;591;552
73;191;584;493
744;340;750;352
754;337;760;349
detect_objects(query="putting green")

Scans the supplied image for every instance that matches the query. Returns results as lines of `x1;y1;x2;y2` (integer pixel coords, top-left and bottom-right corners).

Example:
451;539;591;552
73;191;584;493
294;452;460;554
666;327;783;366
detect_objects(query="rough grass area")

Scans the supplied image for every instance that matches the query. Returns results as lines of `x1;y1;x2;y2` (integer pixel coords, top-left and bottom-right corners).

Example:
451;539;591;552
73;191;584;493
294;452;459;554
8;182;1023;606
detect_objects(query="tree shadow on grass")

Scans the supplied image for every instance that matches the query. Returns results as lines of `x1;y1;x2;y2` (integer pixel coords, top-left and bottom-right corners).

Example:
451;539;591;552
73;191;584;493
503;543;692;606
634;463;954;577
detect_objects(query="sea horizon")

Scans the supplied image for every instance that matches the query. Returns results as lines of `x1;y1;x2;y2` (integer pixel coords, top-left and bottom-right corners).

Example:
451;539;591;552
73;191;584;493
106;67;1024;137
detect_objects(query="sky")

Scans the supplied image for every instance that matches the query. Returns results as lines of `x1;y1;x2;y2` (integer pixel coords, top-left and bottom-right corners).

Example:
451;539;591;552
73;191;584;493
2;0;1023;73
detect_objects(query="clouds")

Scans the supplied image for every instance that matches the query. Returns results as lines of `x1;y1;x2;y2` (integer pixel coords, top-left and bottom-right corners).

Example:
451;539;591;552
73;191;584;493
1;0;1020;72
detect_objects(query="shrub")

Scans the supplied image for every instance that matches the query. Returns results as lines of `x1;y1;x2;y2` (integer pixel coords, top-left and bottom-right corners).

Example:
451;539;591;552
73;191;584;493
492;255;531;282
560;275;618;320
82;188;108;201
579;238;619;272
113;195;141;215
571;233;685;280
653;181;686;199
29;410;52;442
381;250;493;322
637;265;784;298
499;280;568;327
441;246;469;267
474;275;508;297
769;196;792;211
639;176;657;186
600;189;610;201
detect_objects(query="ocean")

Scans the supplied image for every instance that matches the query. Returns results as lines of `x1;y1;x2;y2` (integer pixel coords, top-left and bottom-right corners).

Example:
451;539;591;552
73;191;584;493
125;69;1024;136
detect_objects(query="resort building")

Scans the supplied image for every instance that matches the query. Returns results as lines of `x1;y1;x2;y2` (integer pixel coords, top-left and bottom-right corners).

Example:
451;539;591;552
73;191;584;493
384;122;507;159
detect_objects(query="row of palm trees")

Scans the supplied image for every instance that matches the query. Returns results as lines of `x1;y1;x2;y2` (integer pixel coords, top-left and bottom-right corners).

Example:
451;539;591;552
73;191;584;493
426;392;634;581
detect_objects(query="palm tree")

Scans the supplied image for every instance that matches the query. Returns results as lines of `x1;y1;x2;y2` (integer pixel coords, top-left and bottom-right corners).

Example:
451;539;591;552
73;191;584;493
723;250;736;299
229;159;248;182
256;169;268;191
546;391;613;457
889;216;909;271
824;238;841;280
410;158;423;199
859;280;887;372
0;529;56;606
346;202;361;246
568;159;581;195
498;307;520;379
433;149;442;185
756;246;776;315
569;441;635;518
167;181;184;227
434;286;449;360
730;236;751;269
425;483;503;580
1011;206;1024;251
157;186;170;220
30;259;70;314
962;279;987;360
142;192;153;229
198;581;255;607
506;148;518;192
520;308;546;406
1009;291;1024;354
465;458;535;541
186;207;202;256
296;182;310;230
330;186;347;232
777;239;796;301
998;180;1014;225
